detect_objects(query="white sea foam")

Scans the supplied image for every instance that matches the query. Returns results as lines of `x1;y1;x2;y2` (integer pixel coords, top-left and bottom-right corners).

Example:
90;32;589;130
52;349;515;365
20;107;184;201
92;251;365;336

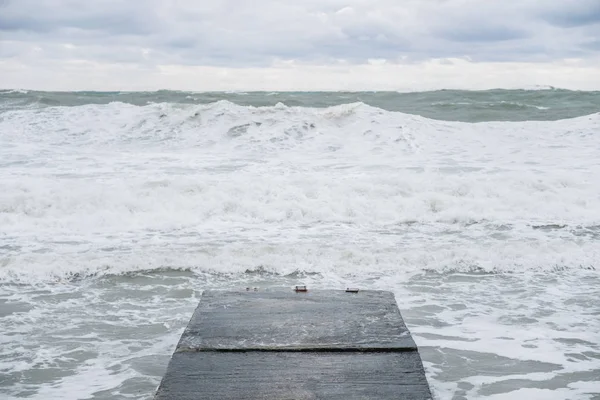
3;89;29;94
432;101;551;110
1;102;599;283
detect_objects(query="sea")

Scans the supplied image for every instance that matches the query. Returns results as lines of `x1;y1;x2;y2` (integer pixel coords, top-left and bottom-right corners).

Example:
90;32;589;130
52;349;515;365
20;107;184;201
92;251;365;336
1;88;599;399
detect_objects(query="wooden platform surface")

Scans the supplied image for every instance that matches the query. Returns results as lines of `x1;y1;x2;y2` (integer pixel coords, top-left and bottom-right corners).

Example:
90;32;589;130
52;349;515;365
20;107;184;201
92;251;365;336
155;289;432;399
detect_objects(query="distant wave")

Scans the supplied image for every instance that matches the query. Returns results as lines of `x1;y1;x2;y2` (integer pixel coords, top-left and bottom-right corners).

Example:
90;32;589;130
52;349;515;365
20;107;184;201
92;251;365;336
1;89;599;122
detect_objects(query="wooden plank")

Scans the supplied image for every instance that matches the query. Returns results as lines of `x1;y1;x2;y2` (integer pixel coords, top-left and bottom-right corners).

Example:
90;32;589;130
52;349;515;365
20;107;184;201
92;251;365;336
177;290;417;351
155;351;431;400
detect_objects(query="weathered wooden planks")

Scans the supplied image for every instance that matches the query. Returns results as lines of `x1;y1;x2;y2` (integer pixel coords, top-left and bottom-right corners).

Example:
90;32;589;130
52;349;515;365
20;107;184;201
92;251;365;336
155;289;432;399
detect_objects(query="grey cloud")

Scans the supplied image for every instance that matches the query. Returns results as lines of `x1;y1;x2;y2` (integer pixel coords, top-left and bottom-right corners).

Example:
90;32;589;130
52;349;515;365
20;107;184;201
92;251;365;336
0;0;159;35
0;0;598;68
582;40;600;51
0;15;154;35
541;1;600;27
439;25;530;43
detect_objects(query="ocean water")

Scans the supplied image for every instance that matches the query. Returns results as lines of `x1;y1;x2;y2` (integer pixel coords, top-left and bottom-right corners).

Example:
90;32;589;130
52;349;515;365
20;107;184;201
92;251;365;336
1;89;599;399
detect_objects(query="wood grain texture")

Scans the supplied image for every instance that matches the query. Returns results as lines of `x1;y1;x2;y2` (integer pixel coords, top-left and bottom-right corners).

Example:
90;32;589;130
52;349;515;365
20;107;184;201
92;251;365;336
177;290;417;351
155;290;432;399
155;352;432;400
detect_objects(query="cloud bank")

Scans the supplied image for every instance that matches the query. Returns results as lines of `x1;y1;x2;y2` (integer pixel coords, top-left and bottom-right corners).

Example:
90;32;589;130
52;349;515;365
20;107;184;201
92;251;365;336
1;0;599;90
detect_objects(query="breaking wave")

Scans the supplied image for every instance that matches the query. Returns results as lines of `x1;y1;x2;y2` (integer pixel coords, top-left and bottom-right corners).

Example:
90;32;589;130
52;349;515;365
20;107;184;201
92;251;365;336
1;101;599;283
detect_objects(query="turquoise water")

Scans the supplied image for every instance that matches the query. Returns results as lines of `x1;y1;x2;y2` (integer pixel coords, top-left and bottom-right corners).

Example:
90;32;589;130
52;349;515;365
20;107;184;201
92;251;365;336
2;88;600;122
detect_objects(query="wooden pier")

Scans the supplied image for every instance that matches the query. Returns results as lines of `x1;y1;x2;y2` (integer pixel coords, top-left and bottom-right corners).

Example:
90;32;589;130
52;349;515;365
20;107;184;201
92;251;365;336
154;289;432;399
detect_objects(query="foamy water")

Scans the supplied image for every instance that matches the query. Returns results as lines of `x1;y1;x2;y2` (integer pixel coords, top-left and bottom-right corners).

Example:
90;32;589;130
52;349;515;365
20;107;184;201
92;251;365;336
1;97;599;399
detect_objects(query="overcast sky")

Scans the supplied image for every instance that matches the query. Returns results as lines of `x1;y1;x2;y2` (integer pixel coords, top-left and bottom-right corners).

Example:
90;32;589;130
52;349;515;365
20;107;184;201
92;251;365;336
1;0;599;91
